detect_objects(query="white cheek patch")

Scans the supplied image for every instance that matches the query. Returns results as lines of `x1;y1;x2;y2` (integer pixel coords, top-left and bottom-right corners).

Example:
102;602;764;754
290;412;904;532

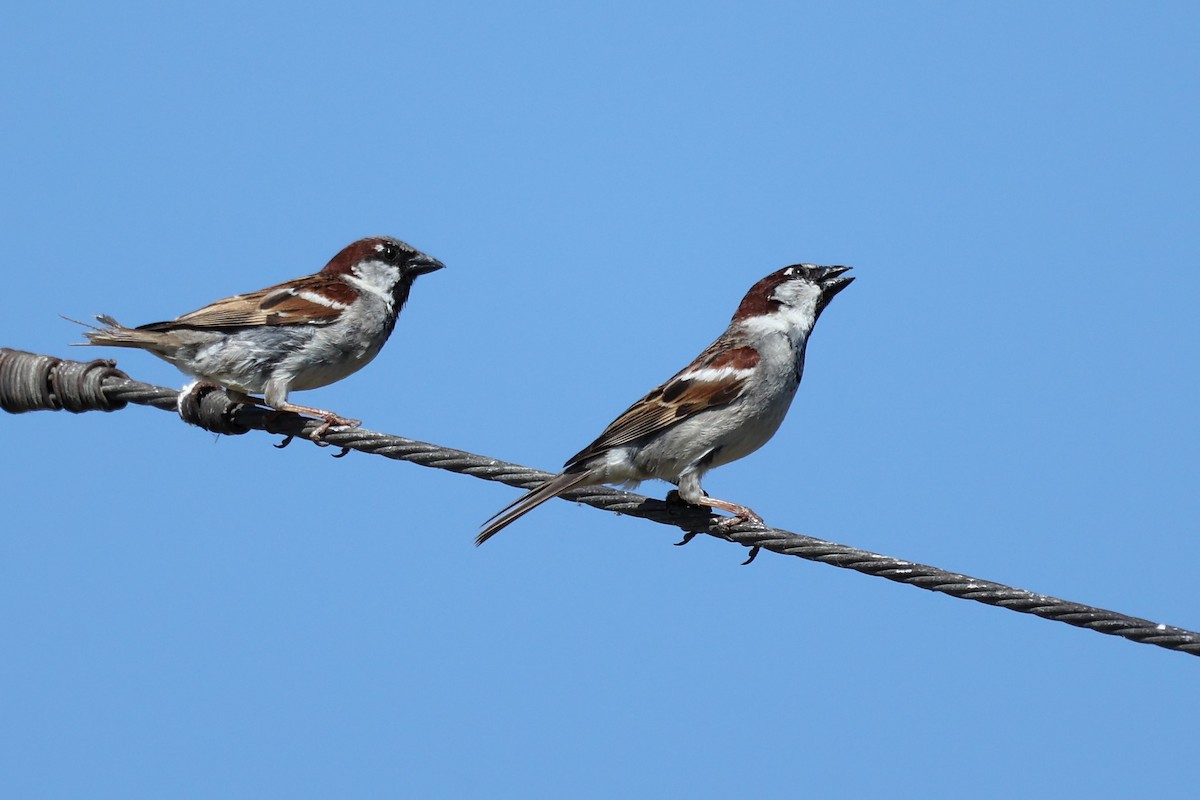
345;260;401;305
740;312;793;336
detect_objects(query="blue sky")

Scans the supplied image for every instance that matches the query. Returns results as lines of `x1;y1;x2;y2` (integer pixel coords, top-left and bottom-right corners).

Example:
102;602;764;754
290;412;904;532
3;3;1198;797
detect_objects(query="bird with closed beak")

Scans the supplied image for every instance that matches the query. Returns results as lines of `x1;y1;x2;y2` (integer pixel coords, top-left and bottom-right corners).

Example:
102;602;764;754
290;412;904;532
74;236;445;438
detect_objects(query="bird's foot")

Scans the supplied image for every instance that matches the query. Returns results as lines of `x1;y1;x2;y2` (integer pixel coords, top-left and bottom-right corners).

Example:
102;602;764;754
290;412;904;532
263;404;356;455
307;413;360;442
306;412;357;457
268;401;360;442
715;508;765;532
701;499;766;565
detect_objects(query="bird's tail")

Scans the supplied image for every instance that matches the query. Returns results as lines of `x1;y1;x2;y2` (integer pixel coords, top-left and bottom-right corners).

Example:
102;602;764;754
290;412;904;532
63;315;157;349
476;471;592;546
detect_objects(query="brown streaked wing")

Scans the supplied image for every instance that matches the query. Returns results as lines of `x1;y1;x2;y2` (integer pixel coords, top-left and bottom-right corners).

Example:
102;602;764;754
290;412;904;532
565;340;755;467
148;275;351;329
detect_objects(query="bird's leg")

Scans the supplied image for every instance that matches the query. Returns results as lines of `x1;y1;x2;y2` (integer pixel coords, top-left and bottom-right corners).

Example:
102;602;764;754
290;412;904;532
261;381;360;441
674;475;766;532
669;494;764;562
691;495;766;531
270;401;361;441
694;495;766;564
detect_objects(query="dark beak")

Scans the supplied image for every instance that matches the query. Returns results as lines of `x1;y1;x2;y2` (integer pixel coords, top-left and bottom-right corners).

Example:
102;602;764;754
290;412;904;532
815;265;853;314
819;264;853;291
407;254;446;276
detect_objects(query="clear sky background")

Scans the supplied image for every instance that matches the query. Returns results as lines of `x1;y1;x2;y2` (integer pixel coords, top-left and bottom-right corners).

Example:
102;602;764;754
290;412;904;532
3;3;1198;797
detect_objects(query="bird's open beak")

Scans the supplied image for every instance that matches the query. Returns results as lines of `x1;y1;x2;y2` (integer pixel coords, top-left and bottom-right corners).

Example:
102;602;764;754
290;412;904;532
814;265;853;316
819;265;854;299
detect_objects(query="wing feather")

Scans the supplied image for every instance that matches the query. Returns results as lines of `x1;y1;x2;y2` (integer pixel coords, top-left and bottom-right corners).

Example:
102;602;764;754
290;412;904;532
139;275;353;331
565;341;759;468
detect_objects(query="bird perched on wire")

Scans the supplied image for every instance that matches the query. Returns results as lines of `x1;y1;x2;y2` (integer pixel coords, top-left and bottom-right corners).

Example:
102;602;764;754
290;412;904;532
477;263;853;545
72;236;445;438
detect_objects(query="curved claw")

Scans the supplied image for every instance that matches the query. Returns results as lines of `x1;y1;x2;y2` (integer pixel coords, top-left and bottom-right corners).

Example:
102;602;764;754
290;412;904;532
741;546;762;566
673;531;701;547
274;435;294;450
332;446;351;458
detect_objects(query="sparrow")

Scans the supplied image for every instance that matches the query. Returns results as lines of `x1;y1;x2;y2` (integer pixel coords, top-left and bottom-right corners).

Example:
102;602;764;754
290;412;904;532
73;236;445;437
477;263;853;545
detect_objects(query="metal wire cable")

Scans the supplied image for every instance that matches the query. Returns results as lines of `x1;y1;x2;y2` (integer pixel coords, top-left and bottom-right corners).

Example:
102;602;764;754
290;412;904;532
4;346;1198;658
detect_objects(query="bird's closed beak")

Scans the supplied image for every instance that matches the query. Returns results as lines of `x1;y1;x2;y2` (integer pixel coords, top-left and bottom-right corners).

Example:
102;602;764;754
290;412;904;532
409;255;447;276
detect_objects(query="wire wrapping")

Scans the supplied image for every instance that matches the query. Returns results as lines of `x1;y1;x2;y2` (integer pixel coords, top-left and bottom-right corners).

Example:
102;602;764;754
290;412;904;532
4;346;1198;658
0;348;128;413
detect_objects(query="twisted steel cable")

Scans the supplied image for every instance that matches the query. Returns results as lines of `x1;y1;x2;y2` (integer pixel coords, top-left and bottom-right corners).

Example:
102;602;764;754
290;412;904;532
4;346;1198;657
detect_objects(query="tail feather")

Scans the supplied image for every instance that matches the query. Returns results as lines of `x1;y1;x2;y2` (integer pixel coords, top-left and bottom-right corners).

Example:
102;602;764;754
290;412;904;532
476;471;592;546
64;314;159;349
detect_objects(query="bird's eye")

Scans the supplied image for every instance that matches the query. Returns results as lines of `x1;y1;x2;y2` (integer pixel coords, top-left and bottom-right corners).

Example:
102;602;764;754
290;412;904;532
380;242;400;262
